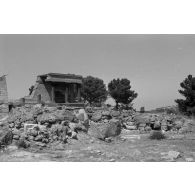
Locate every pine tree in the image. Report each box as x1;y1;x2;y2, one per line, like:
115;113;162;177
108;78;138;109
175;75;195;115
81;76;107;106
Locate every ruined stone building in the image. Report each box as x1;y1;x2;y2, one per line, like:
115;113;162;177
0;75;9;113
24;73;83;106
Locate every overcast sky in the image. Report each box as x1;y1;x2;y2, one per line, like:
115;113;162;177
0;34;195;110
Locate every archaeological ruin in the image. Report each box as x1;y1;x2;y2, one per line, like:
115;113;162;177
23;73;83;106
0;75;9;113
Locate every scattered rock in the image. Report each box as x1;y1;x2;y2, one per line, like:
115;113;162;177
0;129;13;147
105;137;112;142
125;124;137;130
102;110;111;117
174;120;183;130
71;131;78;140
161;151;181;161
69;122;77;131
185;157;194;162
153;121;161;130
12;128;21;136
179;120;195;134
34;134;44;142
126;121;134;126
109;158;116;162
35;142;46;148
29;129;38;137
138;123;146;131
145;126;152;131
13;135;20;140
28;135;34;141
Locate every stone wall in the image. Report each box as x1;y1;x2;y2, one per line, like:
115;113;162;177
0;75;9;113
30;82;52;103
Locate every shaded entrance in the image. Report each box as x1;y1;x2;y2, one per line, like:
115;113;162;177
54;90;65;103
53;83;80;103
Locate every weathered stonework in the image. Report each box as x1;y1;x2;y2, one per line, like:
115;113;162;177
0;75;9;113
24;73;83;106
29;82;52;103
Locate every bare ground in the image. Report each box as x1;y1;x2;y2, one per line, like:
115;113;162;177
1;131;195;162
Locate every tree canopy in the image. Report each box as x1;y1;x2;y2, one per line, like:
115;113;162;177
81;76;107;106
108;78;138;109
175;74;195;115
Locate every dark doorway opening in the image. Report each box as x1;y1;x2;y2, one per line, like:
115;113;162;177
54;90;65;103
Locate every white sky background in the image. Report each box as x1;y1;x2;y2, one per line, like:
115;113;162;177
1;34;195;110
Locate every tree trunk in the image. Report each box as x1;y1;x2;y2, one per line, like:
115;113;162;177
116;102;119;110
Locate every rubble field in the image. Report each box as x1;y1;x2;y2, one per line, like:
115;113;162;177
0;104;195;162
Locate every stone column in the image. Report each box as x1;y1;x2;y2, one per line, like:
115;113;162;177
70;84;74;103
51;86;55;102
77;84;81;102
65;85;69;103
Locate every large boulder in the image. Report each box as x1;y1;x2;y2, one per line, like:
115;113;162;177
111;110;120;117
76;109;88;121
102;110;111;117
89;119;122;140
20;113;34;123
76;109;89;130
37;113;57;124
37;109;75;124
134;115;150;126
161;120;168;131
61;110;75;122
91;111;102;122
12;128;21;136
85;106;94;113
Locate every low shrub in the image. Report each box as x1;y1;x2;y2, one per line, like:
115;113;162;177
17;139;30;148
149;131;166;140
